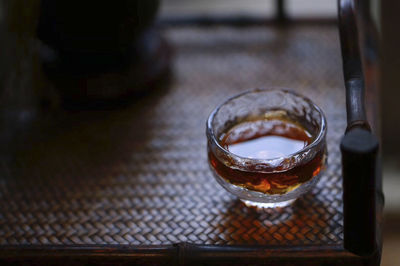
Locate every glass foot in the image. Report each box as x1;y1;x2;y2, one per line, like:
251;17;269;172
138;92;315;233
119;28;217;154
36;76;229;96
241;199;296;208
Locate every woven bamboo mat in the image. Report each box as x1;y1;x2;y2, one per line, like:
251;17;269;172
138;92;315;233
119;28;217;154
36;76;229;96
0;25;345;246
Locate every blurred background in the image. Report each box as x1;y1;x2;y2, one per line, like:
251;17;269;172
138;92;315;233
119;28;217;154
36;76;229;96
0;0;398;265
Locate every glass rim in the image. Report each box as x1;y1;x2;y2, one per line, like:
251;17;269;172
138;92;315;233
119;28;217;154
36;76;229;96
206;88;327;170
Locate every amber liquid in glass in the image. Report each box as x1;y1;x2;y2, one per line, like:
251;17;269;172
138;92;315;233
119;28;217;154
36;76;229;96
209;116;324;195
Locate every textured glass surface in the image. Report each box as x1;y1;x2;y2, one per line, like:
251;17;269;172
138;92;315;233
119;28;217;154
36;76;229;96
207;89;327;207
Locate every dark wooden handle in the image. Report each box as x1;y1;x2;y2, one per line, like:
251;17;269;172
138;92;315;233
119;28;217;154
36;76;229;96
338;0;381;259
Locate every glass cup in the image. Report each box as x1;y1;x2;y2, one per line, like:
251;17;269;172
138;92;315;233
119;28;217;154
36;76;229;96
206;88;327;208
